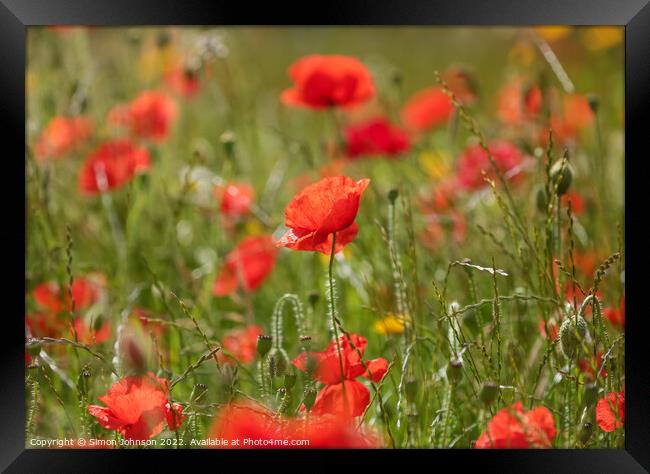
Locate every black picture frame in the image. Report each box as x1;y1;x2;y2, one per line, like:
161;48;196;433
2;0;648;471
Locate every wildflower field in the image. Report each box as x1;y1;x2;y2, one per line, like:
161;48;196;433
25;27;625;449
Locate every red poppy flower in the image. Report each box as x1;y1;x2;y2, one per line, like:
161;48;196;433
218;325;263;364
457;140;525;190
131;307;166;338
344;117;410;159
208;401;379;448
281;55;375;109
215;182;255;218
538;318;560;341
596;391;624;432
547;94;595;143
292;333;388;417
578;352;606;381
419;178;460;215
443;67;478;105
73;317;111;345
561;191;586;215
79;140;151;194
401;87;454;132
276;176;370;255
35;116;92;161
108;91;177;142
603;298;625;327
497;78;542;126
87;372;184;440
475;402;557;448
213;236;278;297
25;312;63;339
33;277;102;313
164;67;200;98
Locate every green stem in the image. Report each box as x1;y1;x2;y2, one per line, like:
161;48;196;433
327;233;348;411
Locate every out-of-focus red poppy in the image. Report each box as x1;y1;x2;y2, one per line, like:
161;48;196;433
281;55;375;109
214;182;255;218
108;91;177;142
457;140;525;190
419;178;460;214
596;391;624;432
33;277;102;314
344;117;410;159
131;307;166;338
276;176;369;255
603;298;625;327
419;212;467;252
497;78;542;126
578;352;606;381
538;318;560;341
401;87;454;132
292;333;388;417
475;402;557;448
443;67;478;105
572;250;600;279
26;312;64;339
73;317;111;345
213;236;278;297
87;372;184;440
79;140;151;194
35;116;92;161
208;401;379;448
547;94;595;143
218;325;263;364
561;191;586;215
164;67;200;98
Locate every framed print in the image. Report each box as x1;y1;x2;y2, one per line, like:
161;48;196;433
2;0;649;471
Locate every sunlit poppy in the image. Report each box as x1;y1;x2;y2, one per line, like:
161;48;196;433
281;55;375;109
457;140;525;190
108;91;177;142
603;298;625;327
401;87;453;132
276;176;369;254
497;78;542;126
596;391;624;432
79;140;150;194
292;333;388;417
213;236;278;296
218;325;264;364
88;372;184;440
215;182;255;218
475;402;557;448
344;117;410;159
35;116;92;161
208;401;379;448
164;67;200;98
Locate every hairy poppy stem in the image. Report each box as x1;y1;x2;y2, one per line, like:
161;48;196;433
327;232;348;410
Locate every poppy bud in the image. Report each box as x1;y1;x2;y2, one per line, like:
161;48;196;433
220;131;236;158
446;358;463;384
388;188;399;204
256;334;272;358
559;315;588;359
479;380;499;406
405;378;418;403
535;185;548;213
549;157;574;196
578;421;593;446
303;387;317;411
267;347;290;377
